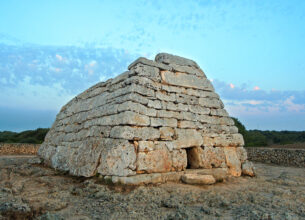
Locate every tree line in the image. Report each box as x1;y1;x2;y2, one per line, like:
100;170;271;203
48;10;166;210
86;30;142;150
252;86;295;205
0;120;304;147
232;118;305;147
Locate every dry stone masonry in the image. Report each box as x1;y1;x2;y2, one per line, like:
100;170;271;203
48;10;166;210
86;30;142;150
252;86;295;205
38;53;255;184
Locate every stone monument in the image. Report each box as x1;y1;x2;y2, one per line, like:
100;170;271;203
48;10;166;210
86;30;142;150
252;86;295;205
38;53;254;184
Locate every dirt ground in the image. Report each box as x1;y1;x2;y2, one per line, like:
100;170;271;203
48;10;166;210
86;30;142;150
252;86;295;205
0;155;304;220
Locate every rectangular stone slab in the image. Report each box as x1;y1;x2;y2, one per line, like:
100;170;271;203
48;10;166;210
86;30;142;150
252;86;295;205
161;71;214;91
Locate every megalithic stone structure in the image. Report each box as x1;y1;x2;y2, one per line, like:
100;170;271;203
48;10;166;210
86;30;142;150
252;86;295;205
38;53;254;183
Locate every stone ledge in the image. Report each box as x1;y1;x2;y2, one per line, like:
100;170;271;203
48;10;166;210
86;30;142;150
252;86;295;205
109;168;229;185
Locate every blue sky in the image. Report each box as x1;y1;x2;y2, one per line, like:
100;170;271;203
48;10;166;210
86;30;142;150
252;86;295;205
0;0;304;131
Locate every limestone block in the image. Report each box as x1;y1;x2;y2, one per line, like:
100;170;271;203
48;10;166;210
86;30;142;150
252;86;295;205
130;63;161;82
97;139;136;176
187;146;226;169
217;117;235;126
68;139;105;177
197;168;229;182
173;129;203;149
189;105;210;115
241;161;255;177
157;110;181;119
124;76;161;91
170;149;187;171
37;143;56;165
108;83;155;100
128;57;172;71
137;148;172;173
166;102;178;111
181;174;216;185
51;145;72;172
178;120;201;129
186;89;219;99
138;141;156;152
236;147;248;163
224;147;242;177
156;90;176;102
151;118;177;127
161;71;214;90
176;94;199;105
169;63;206;77
112;173;163;185
203;134;244;147
118;101;157;117
160;127;175;140
112;93;150;105
198;98;223;108
147;100;162;109
210;109;229;117
180;111;197;121
110;71;130;85
177;103;189;111
110;126;160;140
97;111;150;126
161;84;186;94
155;53;199;69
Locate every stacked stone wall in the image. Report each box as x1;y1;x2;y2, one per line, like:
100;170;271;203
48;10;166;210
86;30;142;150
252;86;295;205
246;147;305;168
0;143;40;155
38;53;254;178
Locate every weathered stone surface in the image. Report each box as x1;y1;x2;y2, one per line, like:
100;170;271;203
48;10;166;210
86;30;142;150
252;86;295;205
97;111;150;126
197;168;229;182
112;173;163;185
110;126;160;140
39;52;251;182
147;100;162;109
138;141;156;152
160;127;175;140
187;146;226;169
174;129;203;149
236;147;248;163
181;174;216;185
118;101;157;117
130;63;161;82
97;139;136;177
169;63;206;77
242;161;255;177
155;53;199;69
128;57;172;71
156;90;176;102
171;149;187;171
161;71;214;91
137;148;172;173
151;118;177;127
203;134;244;147
224;147;242;177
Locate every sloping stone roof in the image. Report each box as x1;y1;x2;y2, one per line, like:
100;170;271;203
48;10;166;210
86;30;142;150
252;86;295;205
38;53;253;179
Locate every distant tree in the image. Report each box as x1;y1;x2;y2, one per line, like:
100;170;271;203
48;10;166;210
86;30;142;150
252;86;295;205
0;128;49;144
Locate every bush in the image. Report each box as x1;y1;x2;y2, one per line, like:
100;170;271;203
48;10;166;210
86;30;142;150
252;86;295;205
0;128;49;144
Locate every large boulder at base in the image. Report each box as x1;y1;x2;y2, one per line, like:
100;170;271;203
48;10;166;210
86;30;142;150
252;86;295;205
38;53;254;179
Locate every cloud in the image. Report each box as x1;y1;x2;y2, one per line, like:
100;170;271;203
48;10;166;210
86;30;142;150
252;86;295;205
55;54;63;61
283;96;305;112
213;79;305;129
253;86;260;91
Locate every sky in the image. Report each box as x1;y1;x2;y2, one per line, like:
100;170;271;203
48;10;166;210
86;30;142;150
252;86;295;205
0;0;304;131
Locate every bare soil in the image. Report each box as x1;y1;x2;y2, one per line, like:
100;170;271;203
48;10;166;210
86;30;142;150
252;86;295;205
0;155;304;220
